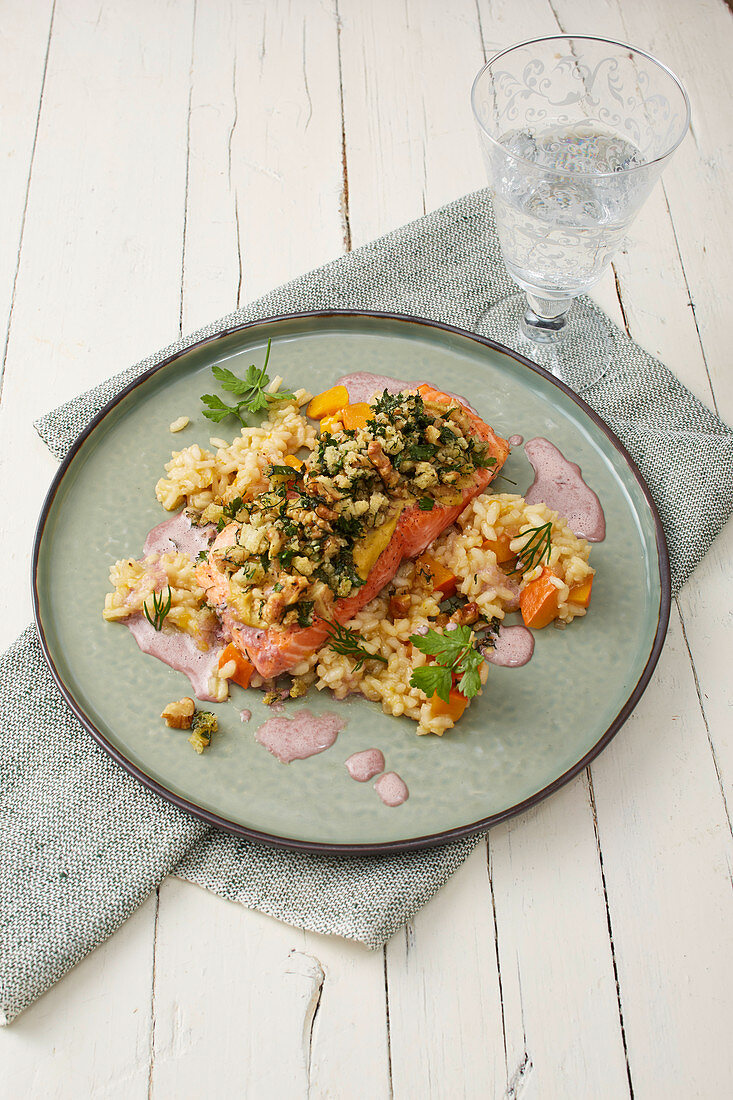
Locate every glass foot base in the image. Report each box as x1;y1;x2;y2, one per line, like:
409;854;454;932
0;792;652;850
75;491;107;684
474;293;614;393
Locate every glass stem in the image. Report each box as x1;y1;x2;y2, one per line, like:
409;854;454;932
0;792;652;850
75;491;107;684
521;292;574;344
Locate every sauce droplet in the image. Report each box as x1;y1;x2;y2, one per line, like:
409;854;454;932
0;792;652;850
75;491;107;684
483;624;534;667
524;438;606;542
345;748;385;782
254;709;346;763
375;772;409;806
508;434;524;447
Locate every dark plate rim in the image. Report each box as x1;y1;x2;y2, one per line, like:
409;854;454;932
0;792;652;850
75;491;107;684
32;309;672;855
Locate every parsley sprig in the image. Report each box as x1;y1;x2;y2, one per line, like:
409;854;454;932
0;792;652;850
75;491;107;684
509;522;552;575
143;586;172;632
322;620;388;671
200;339;296;425
408;625;483;703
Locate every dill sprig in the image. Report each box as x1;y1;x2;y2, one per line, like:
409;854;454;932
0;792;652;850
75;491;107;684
321;619;388;671
143;586;172;632
509;522;553;575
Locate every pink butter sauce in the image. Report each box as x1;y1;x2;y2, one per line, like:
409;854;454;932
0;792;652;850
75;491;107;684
255;710;347;764
333;372;480;416
345;749;385;782
375;772;409;807
508;434;524;447
482;624;534;668
524;438;606;542
126;616;223;702
143;511;216;558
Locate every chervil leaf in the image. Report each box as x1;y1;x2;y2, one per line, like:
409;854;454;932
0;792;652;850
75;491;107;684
410;624;473;661
410;664;452;704
211;365;250;394
457;661;482;699
409;625;483;702
200;394;242;423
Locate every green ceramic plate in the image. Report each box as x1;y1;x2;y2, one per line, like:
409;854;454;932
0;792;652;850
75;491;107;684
33;312;670;852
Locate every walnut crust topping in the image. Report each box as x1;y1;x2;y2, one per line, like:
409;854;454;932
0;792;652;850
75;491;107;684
161;697;196;728
197;389;494;630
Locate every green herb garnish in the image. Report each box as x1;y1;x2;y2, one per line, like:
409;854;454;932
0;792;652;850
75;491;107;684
296;600;314;628
222;496;243;520
509;522;552;575
143;586;172;632
408;625;483;702
322;620;388;671
418;497;435;511
200;340;296;425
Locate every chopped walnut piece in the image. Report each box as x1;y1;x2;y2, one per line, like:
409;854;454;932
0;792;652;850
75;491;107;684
161;697;196;729
367;439;399;488
389;593;411;618
450;602;480;626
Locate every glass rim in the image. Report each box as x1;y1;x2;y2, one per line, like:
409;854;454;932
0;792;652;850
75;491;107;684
470;33;691;181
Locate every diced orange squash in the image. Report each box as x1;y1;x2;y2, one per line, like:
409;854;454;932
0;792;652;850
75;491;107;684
283;454;303;471
416;552;457;597
482;533;516;564
218;643;255;690
341;402;373;431
307;385;349;420
429;688;469;723
520;566;561;629
568;575;593;608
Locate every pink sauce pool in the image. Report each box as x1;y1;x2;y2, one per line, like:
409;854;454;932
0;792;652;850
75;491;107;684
334;371;422;404
143;512;215;558
375;772;409;807
345;749;385;782
333;372;479;416
255;709;346;763
126;616;223;702
524;438;606;542
483;624;534;668
508;434;524;447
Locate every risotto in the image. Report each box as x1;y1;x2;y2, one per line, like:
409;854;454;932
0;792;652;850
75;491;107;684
104;370;596;737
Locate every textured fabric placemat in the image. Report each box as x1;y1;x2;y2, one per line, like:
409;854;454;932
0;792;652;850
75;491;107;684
2;189;732;1024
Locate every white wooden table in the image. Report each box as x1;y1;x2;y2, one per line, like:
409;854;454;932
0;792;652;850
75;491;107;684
2;2;732;1096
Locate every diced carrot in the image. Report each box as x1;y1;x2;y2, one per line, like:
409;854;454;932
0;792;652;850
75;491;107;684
481;533;516;564
568;575;593;608
429;688;469;723
283;454;303;471
218;643;255;690
341;402;373;431
520;566;561;629
307;385;349;420
416;552;457;597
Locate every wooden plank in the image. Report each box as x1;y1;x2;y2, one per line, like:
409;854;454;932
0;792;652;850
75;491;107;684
0;0;54;390
340;1;633;1094
1;896;157;1100
385;844;507;1100
149;879;390;1098
148;5;391;1097
0;0;193;649
0;0;194;1090
589;613;733;1097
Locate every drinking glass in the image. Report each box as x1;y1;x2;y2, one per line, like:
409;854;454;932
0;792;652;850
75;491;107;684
471;36;690;380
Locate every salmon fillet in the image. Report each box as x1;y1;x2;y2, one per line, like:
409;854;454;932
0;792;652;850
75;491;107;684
196;384;509;678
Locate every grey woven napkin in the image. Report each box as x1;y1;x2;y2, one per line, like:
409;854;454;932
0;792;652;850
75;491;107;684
2;189;732;1024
